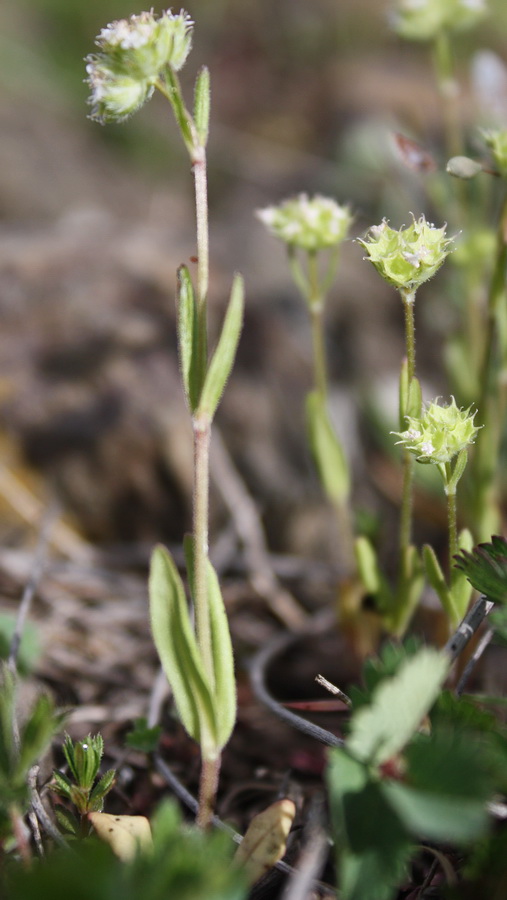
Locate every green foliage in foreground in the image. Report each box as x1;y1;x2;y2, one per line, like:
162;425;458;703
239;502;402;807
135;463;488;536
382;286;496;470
327;644;507;900
2;801;247;900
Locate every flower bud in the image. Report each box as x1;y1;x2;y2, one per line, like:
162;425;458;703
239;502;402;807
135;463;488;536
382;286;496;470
86;9;193;124
359;215;452;293
391;0;487;42
256;194;352;252
393;397;479;464
482;129;507;177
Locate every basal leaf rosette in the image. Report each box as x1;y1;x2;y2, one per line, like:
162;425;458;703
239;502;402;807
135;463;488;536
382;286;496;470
393;397;479;465
86;9;194;123
391;0;488;42
359;216;453;294
257;194;352;252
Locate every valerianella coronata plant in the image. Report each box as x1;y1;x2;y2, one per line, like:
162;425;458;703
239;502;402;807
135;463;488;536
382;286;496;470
358;215;453;294
86;9;193;123
393;397;479;465
391;0;487;41
256;194;352;252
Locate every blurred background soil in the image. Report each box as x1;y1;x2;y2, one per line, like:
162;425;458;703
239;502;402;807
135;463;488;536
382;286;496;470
1;0;507;839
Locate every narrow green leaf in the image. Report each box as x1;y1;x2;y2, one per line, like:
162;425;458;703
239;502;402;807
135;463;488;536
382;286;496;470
354;536;380;595
346;648;449;766
197;274;244;422
50;769;73;800
164;67;195;155
183;537;236;750
149;546;218;756
407;374;422;419
399;361;421;424
207;561;236;749
447;448;468;493
177;265;201;411
193;66;210;147
422;543;458;622
388;545;424;637
89;769;116;811
306;391;350;504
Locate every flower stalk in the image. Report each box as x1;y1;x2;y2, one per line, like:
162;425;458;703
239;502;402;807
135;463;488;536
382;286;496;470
86;9;242;830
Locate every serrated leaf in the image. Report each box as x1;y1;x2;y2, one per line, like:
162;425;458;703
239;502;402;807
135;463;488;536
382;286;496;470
17;694;66;778
183;538;236;750
50;769;73;800
177;265;201;411
197;274;244;422
306;391;350;504
88;812;152;861
149;545;218;758
454;535;507;603
327;749;413;900
54;805;79;836
346;648;449;766
348;638;421;711
382;781;488;843
89;769;116;810
234;799;295;884
125;717;162;753
193;66;210;147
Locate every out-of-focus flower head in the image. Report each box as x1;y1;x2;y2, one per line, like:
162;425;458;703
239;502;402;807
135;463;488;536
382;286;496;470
86;9;193;124
257;194;352;252
391;0;487;42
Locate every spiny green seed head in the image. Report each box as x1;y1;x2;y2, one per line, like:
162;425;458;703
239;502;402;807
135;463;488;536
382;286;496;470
257;194;352;252
482;129;507;177
393;397;480;464
359;215;452;293
391;0;487;41
86;9;193;124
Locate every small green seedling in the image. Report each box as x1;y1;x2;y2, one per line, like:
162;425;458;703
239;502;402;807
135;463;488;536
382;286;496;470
50;733;115;836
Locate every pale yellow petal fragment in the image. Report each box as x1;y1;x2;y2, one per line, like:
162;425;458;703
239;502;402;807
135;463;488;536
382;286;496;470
235;798;296;884
88;812;153;861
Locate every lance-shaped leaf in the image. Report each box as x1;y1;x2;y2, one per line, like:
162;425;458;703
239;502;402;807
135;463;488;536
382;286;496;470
423;543;460;625
193;66;210;147
164;67;195;156
306;391;350;504
149;545;219;758
399;360;421;424
184;537;236;750
346;648;449;766
177;265;201;411
197;274;244;422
